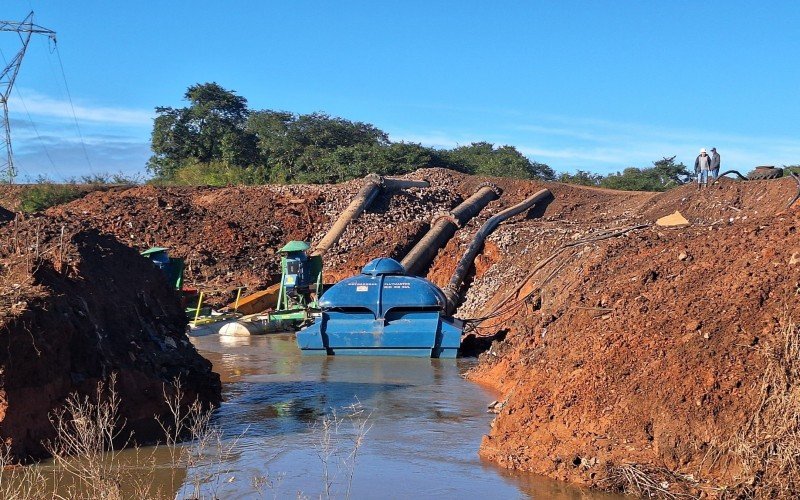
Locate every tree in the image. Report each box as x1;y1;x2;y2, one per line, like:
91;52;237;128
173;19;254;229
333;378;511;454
301;142;438;183
441;142;555;180
246;110;391;183
557;170;603;186
651;156;691;186
598;156;690;192
150;84;557;185
148;83;257;178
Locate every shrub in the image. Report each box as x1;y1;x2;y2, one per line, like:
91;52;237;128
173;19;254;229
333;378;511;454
166;161;269;186
19;183;84;213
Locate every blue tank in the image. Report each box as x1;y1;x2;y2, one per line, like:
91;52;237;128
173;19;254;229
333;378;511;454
296;258;462;358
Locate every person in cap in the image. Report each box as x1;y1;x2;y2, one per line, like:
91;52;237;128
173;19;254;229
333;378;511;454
709;147;721;181
694;148;711;189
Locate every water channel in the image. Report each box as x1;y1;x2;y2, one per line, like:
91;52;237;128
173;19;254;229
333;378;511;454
178;333;619;499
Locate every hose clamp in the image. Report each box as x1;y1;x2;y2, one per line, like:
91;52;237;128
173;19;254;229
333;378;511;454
476;182;503;197
431;211;460;228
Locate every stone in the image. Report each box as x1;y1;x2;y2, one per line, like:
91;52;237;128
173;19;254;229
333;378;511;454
656;211;690;227
678;251;688;261
685;320;701;331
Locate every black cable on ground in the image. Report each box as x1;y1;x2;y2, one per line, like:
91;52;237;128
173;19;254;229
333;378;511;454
461;223;651;335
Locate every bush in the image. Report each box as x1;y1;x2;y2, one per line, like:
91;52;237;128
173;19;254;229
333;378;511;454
19;183;85;213
784;164;800;175
166;161;269;186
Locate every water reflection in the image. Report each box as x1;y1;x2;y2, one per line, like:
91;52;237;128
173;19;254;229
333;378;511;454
185;334;620;499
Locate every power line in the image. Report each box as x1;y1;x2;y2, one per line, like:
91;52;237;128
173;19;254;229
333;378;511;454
53;44;93;174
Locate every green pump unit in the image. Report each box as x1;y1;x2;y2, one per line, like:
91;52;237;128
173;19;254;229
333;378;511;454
270;241;323;322
140;247;184;290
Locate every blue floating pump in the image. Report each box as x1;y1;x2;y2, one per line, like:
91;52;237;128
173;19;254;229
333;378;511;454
296;258;462;358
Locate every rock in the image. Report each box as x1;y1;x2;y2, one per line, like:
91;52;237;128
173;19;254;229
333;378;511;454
656;211;690;227
487;400;506;413
685;320;701;331
790;251;800;265
678;251;688;261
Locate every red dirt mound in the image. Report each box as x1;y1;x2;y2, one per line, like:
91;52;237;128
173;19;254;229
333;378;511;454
640;177;796;224
0;215;221;460
468;206;800;496
49;178;461;296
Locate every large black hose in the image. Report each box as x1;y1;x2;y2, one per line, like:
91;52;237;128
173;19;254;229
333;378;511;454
313;174;429;256
400;183;502;276
443;188;552;315
715;170;748;181
788;172;800;209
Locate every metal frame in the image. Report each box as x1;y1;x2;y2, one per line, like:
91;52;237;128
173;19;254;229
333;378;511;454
0;12;56;182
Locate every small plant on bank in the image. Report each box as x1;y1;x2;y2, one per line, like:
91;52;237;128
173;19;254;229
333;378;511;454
19;182;84;213
0;376;373;499
314;400;373;500
18;172;141;213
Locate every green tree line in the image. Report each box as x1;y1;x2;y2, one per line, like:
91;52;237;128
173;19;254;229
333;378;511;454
148;82;555;185
557;156;691;191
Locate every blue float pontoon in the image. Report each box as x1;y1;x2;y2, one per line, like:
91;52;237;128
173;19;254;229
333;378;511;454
296;258;462;358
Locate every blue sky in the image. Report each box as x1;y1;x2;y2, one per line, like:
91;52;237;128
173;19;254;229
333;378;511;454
3;1;799;181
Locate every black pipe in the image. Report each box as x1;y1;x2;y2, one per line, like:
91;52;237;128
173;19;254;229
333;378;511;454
788;172;800;209
400;183;502;276
313;174;429;256
443;189;552;315
715;170;748;181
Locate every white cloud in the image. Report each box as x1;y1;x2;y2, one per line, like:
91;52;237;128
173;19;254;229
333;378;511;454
390;113;800;174
8;89;153;126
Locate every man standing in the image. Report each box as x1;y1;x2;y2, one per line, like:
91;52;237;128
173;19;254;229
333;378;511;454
694;148;711;189
710;147;721;181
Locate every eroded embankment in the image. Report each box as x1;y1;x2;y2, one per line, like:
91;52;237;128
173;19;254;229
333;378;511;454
42;169;657;293
45;177;462;293
4;170;799;496
0;215;221;460
460;177;800;497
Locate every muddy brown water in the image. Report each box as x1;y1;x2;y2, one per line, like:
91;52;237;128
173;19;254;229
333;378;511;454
172;333;621;499
32;333;620;499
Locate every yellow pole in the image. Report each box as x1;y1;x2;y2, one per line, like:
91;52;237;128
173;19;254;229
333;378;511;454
233;287;243;312
193;291;204;324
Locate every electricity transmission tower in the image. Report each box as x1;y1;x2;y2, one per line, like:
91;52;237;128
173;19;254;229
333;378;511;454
0;12;56;183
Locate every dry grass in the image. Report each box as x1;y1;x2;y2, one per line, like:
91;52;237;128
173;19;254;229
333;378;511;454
722;315;800;498
605;463;698;499
1;375;373;499
0;376;222;499
314;400;372;500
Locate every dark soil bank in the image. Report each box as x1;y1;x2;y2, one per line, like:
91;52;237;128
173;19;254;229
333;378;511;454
0;215;220;459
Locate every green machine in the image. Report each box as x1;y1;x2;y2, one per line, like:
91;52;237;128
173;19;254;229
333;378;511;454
269;241;323;323
140;247;185;290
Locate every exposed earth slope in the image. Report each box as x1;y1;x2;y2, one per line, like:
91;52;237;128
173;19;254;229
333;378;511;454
0;214;221;459
2;169;798;497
